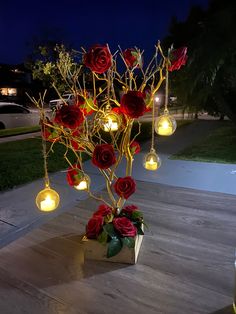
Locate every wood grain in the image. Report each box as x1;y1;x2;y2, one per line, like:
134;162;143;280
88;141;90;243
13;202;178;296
0;181;235;314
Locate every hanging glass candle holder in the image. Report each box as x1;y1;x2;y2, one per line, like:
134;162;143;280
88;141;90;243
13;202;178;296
74;174;91;191
100;108;121;132
36;186;60;212
143;148;161;171
155;109;177;136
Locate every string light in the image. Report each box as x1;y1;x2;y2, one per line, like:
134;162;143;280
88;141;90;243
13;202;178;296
101;107;121;132
143;148;161;171
36;187;60;212
74;174;90;191
155;48;177;136
35;102;60;212
143;94;161;171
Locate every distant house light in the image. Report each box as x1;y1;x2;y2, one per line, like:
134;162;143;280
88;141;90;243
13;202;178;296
11;68;23;73
0;87;17;96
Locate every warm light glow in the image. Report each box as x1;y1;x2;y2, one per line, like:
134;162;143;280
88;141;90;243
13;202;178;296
145;157;158;171
40;195;56;211
143;150;161;171
74;174;90;191
36;187;60;212
155;113;177;136
101;111;121;132
155;96;160;103
104;118;118;132
162;120;170;129
74;180;88;190
0;87;17;96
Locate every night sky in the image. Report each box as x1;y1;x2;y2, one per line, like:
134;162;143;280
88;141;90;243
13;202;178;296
0;0;209;65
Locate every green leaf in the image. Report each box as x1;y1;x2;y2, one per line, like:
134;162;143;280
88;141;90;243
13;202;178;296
137;225;144;235
103;223;117;238
131;211;143;220
104;213;114;224
75;169;84;180
97;230;108;244
107;237;122;258
81;98;94;114
122;237;135;248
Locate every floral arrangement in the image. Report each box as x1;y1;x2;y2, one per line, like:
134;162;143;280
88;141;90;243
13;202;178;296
32;42;187;258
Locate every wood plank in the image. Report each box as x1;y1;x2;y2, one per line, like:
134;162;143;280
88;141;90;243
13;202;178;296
0;266;77;314
0;181;235;314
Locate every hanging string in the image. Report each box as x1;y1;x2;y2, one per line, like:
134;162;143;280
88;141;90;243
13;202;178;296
164;48;170;112
151;94;155;150
40;107;50;188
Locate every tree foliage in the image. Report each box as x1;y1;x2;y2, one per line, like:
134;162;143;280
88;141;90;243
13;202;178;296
163;0;236;122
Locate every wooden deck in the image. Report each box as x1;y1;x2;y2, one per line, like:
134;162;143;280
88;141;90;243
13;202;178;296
0;181;235;314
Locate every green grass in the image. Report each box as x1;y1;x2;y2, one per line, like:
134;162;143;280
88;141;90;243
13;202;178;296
0;123;151;192
172;121;236;163
0;138;89;191
0;119;193;191
176;119;193;128
0;125;40;137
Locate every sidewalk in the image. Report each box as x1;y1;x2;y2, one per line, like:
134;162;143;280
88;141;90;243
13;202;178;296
0;131;41;143
0;120;235;248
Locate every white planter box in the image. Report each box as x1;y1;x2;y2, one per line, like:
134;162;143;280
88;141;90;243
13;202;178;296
82;233;143;264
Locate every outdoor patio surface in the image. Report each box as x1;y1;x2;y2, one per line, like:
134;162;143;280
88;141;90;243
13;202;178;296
0;181;235;314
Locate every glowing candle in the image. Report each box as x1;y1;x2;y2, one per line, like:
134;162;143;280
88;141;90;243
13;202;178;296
104;118;118;132
40;195;56;211
158;120;172;136
74;180;88;191
145;157;158;171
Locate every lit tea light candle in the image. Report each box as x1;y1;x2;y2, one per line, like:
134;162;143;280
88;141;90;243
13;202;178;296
74;180;88;191
145;157;158;171
104;118;118;132
40;195;56;211
158;120;172;136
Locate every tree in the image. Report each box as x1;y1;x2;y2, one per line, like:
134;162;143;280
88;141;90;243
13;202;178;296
164;0;236;123
25;27;75;102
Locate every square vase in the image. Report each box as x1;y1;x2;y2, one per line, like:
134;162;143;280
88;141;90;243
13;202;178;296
82;233;143;264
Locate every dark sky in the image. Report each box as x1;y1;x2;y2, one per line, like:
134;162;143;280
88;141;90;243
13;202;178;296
0;0;209;64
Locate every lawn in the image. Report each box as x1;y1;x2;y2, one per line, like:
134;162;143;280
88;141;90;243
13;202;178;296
0;125;40;137
0;120;192;191
171;121;236;163
0;121;152;191
0;138;90;191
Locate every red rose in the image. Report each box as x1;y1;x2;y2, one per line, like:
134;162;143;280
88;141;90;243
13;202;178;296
169;47;188;72
123;48;142;68
144;107;152;113
84;44;112;74
130;141;141;154
93;204;113;217
113;217;137;237
75;95;85;107
120;91;146;118
114;176;136;199
70;130;84;151
122;204;138;216
112;107;126;126
54;105;84;129
66;164;82;186
86;216;104;239
92;144;116;169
